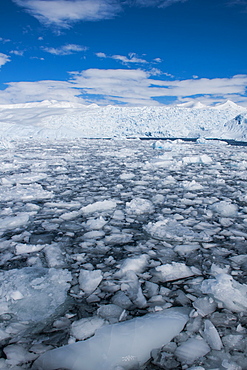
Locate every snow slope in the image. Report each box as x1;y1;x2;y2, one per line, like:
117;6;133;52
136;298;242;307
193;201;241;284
0;100;246;140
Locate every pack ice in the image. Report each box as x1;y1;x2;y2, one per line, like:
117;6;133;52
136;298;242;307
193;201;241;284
0;127;247;369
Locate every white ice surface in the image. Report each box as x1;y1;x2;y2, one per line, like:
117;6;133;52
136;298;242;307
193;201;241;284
0;267;72;322
0;99;246;140
33;307;189;370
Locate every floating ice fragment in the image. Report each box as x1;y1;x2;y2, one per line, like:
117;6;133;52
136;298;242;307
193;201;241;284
174;243;200;256
192;297;217;317
0;267;71;323
0;213;30;234
60;210;82;221
81;200;117;214
119;172;135;180
175;336;210;364
44;244;65;268
33;307;189;370
97;304;124;323
0;184;54;202
182;180;203;191
121;271;147;308
104;233;132;245
79;269;103;295
82;230;105;240
84;216;107;230
70;317;105;340
4;344;37;366
15;243;45;255
144;218;196;241
154;262;196;282
210;201;238;217
203;319;222;350
201;273;247;312
117;254;149;277
126;197;154;215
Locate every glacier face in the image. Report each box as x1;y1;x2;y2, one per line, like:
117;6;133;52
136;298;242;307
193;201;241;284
0;100;246;140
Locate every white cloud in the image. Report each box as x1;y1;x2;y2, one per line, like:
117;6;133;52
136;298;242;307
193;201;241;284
0;53;11;67
0;80;83;104
12;0;188;28
43;44;87;55
95;52;107;58
126;0;188;8
0;69;247;107
10;50;24;56
96;52;149;64
13;0;122;28
69;69;247;105
112;53;148;64
0;37;11;43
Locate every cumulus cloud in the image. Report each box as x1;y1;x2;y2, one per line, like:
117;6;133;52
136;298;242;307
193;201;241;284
12;0;122;27
43;44;87;55
0;53;11;67
0;69;247;106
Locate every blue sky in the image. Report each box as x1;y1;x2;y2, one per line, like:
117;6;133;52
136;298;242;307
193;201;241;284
0;0;247;106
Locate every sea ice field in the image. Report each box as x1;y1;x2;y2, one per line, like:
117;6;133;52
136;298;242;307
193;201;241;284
0;137;247;369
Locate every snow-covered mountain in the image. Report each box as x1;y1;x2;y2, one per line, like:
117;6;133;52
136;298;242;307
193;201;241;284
0;100;246;140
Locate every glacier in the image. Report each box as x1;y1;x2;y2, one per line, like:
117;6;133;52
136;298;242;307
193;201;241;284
0;99;246;140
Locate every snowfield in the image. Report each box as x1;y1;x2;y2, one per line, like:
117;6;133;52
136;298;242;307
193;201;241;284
0;101;247;369
0;99;246;141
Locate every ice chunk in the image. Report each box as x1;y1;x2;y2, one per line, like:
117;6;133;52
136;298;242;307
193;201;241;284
200;154;213;164
119;172;135;180
15;243;45;255
175;336;210;364
83;230;105;239
0;267;71;323
182;180;203;191
0;213;30;234
174;243;200;256
121;271;147;308
84;216;107;230
203;319;222;350
104;233;132;245
111;291;133;309
79;269;103;295
192;297;217;317
154;262;196;282
210;201;238;217
33;307;189;370
0;183;54;202
145;218;196;241
126;197;154;215
97;304;124;323
71;317;105;340
201;273;247;312
4;344;37;366
117;254;149;277
81;200;117;214
44;244;65;268
60;210;82;221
